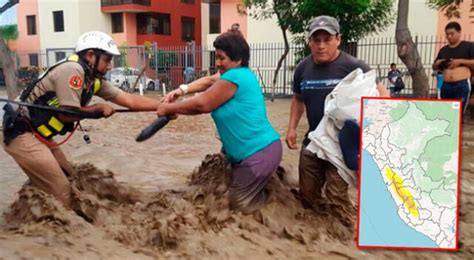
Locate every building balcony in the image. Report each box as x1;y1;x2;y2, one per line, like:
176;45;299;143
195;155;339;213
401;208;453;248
101;0;151;13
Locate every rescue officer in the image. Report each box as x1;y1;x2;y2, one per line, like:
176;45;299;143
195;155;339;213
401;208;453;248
2;31;161;208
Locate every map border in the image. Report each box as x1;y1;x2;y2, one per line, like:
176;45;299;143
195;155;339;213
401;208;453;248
356;97;462;251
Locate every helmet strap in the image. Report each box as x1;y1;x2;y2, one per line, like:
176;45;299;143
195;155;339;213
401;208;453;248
93;49;106;78
78;55;94;84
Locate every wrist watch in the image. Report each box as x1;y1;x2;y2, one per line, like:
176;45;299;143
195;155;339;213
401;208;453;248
179;84;189;94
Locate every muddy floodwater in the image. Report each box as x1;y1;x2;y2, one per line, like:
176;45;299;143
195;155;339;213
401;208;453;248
0;92;473;259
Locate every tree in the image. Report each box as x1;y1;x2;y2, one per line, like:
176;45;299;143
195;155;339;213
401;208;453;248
0;0;20;100
427;0;474;18
243;0;296;100
395;0;430;98
291;0;395;43
244;1;394;98
0;24;18;41
289;0;395;61
117;42;130;68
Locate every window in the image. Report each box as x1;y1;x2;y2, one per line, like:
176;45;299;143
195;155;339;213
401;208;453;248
26;15;36;35
112;13;124;33
209;0;220;34
29;53;39;66
55;51;66;62
53;11;64;32
181;0;194;3
0;68;5;86
181;16;195;41
137;13;171;35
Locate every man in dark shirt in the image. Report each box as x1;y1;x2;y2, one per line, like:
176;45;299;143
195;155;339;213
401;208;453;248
387;63;405;95
286;15;388;217
433;22;474;112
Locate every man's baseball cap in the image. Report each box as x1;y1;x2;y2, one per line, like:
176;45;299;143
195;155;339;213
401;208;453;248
308;15;340;37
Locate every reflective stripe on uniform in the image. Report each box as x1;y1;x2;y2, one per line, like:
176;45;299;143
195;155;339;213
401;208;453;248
47;97;60;107
37;125;53;137
48;117;64;132
94;78;101;94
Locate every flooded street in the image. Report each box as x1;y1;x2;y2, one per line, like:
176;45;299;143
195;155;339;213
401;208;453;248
0;92;473;259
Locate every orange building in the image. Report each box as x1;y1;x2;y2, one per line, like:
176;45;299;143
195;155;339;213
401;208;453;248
12;0;202;68
12;0;40;67
102;0;202;47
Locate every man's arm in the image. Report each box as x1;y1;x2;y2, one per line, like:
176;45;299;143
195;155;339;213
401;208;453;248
186;73;220;93
286;94;305;149
432;49;445;70
57;103;115;123
111;92;161;111
162;73;220;103
157;80;236;115
447;59;474;70
377;83;390;97
433;59;445;70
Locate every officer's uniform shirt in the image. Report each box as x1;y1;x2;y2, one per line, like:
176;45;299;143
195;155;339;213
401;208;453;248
25;62;122;110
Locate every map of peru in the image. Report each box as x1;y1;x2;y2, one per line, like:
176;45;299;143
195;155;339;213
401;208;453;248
385;167;419;218
358;99;460;249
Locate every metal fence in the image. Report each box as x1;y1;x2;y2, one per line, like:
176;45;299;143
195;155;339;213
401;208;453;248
357;35;473;97
3;34;473;97
155;35;473;97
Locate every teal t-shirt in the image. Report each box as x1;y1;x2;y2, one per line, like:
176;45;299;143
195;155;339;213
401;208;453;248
211;67;280;163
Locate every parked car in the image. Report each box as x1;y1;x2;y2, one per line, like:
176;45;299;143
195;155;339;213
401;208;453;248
106;67;156;92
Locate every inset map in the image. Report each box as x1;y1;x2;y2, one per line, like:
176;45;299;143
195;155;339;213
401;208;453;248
357;98;461;250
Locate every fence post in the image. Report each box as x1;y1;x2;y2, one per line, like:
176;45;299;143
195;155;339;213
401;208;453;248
153;42;158;91
271;67;275;102
162;82;166;96
185;44;188;69
283;53;287;95
138;46;144;96
191;40;196;69
377;64;381;81
46;49;50;68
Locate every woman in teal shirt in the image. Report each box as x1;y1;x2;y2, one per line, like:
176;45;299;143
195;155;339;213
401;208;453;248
158;30;282;214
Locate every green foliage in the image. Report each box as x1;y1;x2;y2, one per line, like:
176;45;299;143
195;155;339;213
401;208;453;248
117;42;129;69
291;0;395;42
427;0;473;18
143;41;154;61
245;0;395;64
149;50;179;71
246;0;395;42
0;24;18;41
244;0;296;30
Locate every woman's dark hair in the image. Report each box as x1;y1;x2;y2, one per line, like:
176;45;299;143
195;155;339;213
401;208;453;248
445;21;461;32
213;30;250;67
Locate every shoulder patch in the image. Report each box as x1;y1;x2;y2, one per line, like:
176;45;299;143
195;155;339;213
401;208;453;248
69;75;83;90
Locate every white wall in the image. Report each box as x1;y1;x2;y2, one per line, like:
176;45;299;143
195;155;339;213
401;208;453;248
38;0;112;66
38;0;81;50
370;0;438;38
201;2;294;45
78;0;112;35
247;14;294;44
201;2;210;46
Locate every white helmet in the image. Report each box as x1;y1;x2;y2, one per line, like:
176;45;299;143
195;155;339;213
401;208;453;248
75;31;120;56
